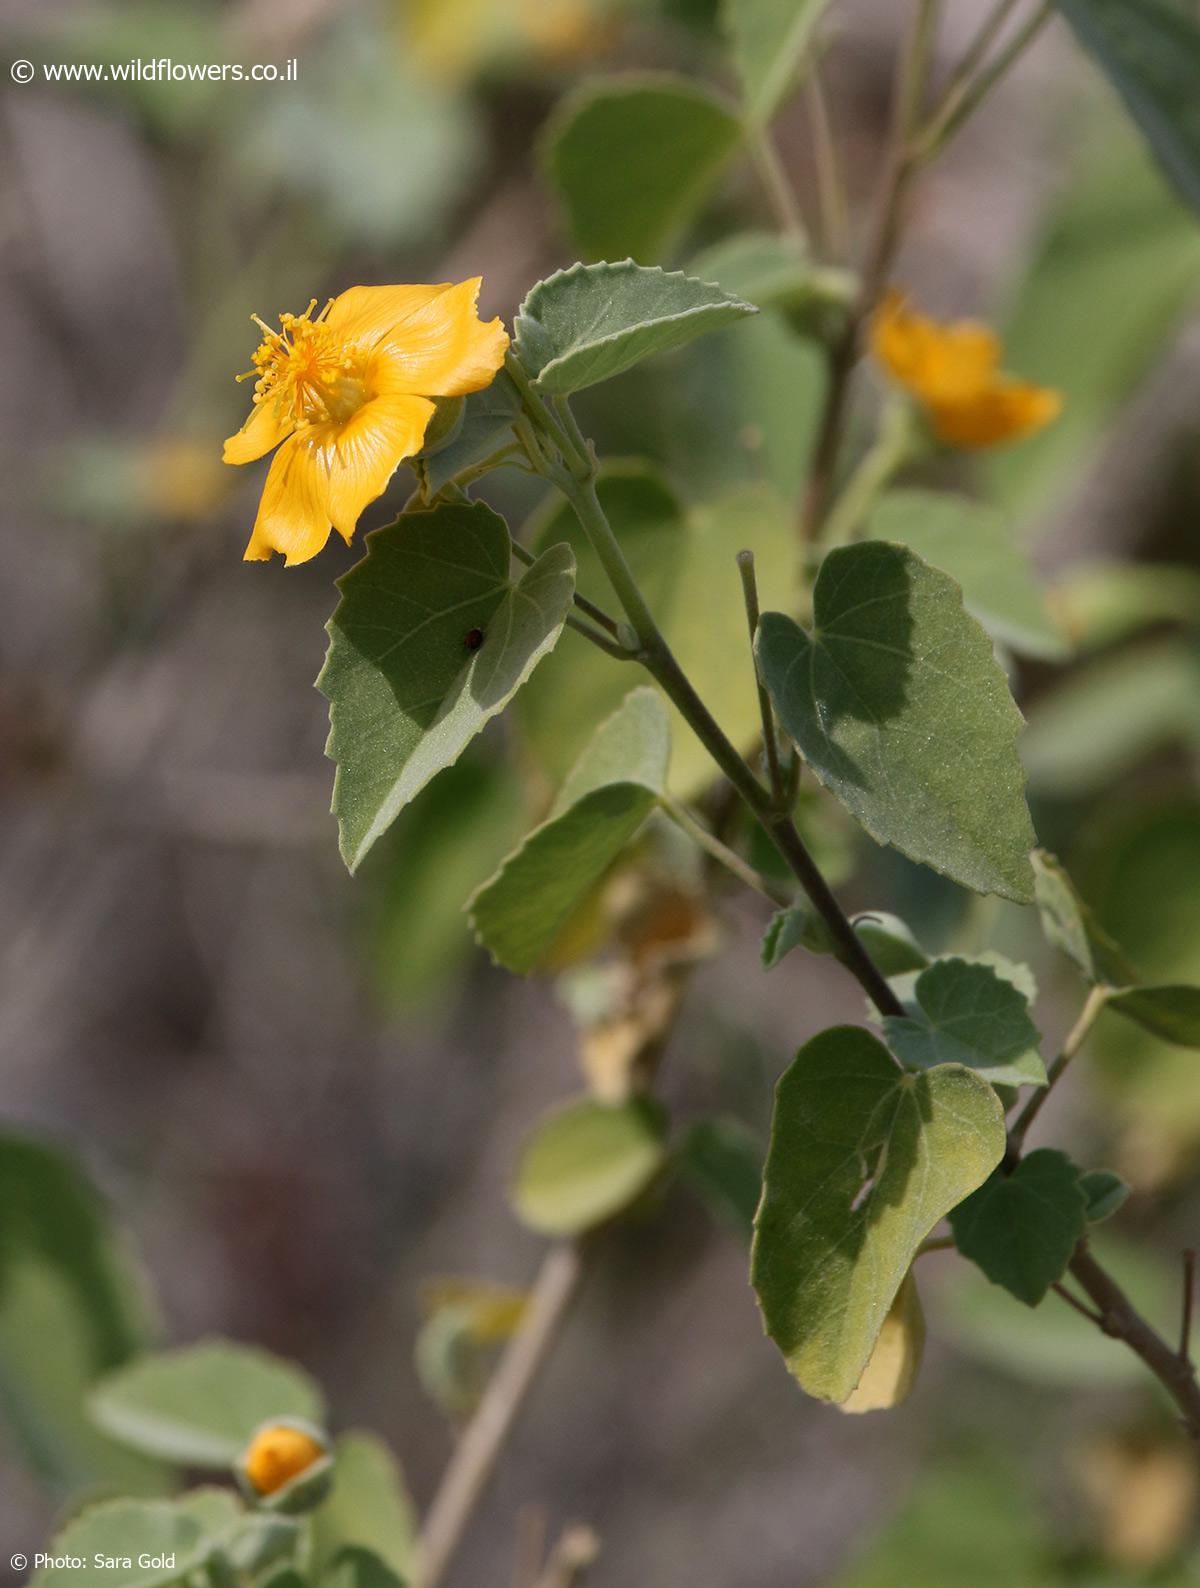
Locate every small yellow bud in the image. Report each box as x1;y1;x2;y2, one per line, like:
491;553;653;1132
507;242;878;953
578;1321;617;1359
242;1424;326;1496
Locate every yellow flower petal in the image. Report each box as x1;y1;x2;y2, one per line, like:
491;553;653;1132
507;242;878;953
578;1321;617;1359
242;1425;326;1496
223;392;297;465
323;394;436;542
371;277;510;398
243;433;334;566
929;380;1062;449
323;283;453;347
873;287;1062;451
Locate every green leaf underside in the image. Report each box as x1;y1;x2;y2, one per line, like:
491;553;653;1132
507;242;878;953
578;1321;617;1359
756;543;1037;902
419;371;522;495
1054;0;1200;215
518;467;795;797
724;0;830;124
542;75;743;263
1106;983;1200;1047
949;1149;1087;1306
752;1026;1005;1402
884;958;1047;1088
689;232;811;310
469;689;669;974
864;491;1066;660
512;1098;669;1236
513;262;757;395
32;1492;242;1588
319;502;575;872
851;914;928;976
679;1119;764;1235
1078;1168;1131;1224
311;1433;417;1583
761;903;826;968
89;1341;323;1466
1031;849;1139;985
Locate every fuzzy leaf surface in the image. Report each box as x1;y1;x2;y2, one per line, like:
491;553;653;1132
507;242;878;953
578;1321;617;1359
752;1026;1005;1402
756;542;1037;901
320;502;574;871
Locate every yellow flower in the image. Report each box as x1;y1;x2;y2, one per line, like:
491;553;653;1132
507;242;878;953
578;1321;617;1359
242;1424;326;1496
224;280;509;565
871;290;1061;449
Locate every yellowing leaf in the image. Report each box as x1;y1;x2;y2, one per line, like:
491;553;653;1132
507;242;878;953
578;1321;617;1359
838;1271;925;1415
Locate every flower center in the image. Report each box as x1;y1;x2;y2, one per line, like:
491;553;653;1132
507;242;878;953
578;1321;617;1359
239;299;369;429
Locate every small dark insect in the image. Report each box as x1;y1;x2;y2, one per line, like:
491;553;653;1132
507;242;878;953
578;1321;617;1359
464;627;486;651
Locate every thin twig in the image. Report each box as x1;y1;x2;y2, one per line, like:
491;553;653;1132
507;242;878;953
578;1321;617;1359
914;2;1053;159
800;0;939;544
736;550;787;807
750;130;808;242
939;0;1027;104
1181;1250;1197;1363
661;795;791;907
511;539;625;640
1006;984;1108;1161
531;1526;601;1588
1067;1242;1200;1443
419;1245;587;1588
805;71;851;260
1051;1281;1104;1327
564;613;637;660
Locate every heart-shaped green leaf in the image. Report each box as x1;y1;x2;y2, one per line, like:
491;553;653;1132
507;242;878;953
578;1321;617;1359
512;1097;669;1236
752;1026;1005;1402
949;1149;1088;1306
470;688;669;974
319;502;574;872
542;75;742;263
89;1341;324;1467
865;490;1066;660
755;542;1037;902
884;957;1047;1088
513;262;756;395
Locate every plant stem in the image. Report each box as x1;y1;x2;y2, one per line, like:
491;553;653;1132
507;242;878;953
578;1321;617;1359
1006;984;1108;1161
1182;1250;1197;1363
1066;1243;1200;1443
542;457;904;1020
800;0;938;543
661;795;790;907
736;550;787;806
750;130;808;243
418;1244;587;1588
819;397;917;548
914;2;1053;160
805;71;851;261
564;613;636;660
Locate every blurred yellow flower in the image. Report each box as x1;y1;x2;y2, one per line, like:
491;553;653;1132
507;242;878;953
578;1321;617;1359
225;280;508;566
242;1424;325;1496
871;290;1061;449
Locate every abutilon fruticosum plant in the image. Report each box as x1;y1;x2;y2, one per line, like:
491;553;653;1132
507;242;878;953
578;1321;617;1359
31;2;1200;1586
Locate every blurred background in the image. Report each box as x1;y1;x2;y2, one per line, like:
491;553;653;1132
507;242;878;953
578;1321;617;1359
3;0;1200;1583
